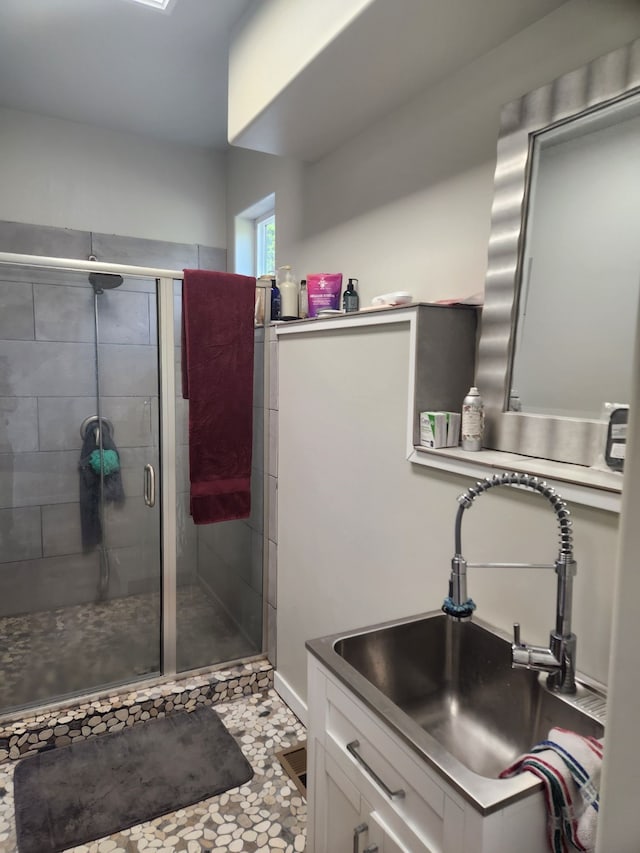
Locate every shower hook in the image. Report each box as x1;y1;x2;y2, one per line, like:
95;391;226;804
80;415;114;445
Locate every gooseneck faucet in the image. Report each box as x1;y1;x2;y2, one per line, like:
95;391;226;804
442;472;577;694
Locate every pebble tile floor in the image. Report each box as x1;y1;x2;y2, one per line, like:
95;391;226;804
0;585;260;712
0;689;307;853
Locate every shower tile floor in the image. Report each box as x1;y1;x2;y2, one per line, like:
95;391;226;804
0;584;260;713
0;688;307;853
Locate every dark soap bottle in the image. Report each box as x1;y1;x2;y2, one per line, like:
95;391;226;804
270;277;281;321
343;278;360;313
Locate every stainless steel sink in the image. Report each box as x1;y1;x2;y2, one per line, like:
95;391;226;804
307;610;606;813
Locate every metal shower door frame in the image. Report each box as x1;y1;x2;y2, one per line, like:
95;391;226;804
157;276;177;675
0;252;181;680
0;252;269;685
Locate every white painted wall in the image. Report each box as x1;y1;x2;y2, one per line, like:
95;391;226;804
229;0;640;307
276;325;619;705
0;107;226;245
228;0;374;143
224;0;640;707
226;146;304;272
597;300;640;852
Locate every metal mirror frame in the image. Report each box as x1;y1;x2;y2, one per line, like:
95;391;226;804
476;37;640;467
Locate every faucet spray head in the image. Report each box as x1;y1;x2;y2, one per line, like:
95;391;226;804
442;556;476;618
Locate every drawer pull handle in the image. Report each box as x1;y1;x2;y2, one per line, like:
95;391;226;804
364;847;379;853
353;823;367;853
346;740;406;799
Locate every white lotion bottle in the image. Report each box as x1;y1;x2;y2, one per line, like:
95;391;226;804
278;265;299;320
461;386;484;451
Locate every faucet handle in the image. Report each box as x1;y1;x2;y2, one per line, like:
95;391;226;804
513;622;522;647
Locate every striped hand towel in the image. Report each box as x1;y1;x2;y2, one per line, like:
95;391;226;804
500;727;603;853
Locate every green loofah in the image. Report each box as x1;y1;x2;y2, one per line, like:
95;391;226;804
89;448;120;476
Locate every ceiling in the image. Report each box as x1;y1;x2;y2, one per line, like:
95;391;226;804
0;0;572;157
0;0;255;150
230;0;569;161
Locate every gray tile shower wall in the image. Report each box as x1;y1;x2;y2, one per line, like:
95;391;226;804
0;553;102;616
0;281;35;339
0;221;229;622
0;506;42;563
266;326;279;666
0;221;91;260
197;245;227;271
0;277;159;609
0;340;97;397
194;326;266;656
91;232;199;270
34;283;152;344
0;398;39;453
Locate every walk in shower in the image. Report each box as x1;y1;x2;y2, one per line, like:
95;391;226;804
0;253;266;716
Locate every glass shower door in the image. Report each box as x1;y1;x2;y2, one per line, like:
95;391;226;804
173;279;264;672
0;264;162;714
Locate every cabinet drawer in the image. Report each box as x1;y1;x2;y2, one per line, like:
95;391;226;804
325;677;447;851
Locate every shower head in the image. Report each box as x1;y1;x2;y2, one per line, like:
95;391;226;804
88;272;124;294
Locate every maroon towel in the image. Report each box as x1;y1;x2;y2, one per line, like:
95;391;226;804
182;270;256;524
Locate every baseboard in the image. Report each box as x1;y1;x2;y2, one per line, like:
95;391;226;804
274;671;308;727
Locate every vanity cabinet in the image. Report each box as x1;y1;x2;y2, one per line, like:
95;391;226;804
316;744;423;852
306;653;549;853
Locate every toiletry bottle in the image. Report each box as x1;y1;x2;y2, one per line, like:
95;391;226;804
255;274;272;326
343;278;360;313
508;388;522;412
270;278;281;321
278;265;299;320
461;386;484;451
298;279;308;319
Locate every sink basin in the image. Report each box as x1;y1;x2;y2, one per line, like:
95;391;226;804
307;610;606;813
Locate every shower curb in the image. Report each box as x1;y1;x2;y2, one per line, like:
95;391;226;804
0;659;273;764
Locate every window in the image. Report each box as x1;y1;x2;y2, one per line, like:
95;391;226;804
234;193;276;278
255;213;275;277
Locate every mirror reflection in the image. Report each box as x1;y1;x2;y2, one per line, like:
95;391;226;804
510;92;640;420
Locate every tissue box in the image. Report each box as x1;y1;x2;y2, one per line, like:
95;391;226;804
420;411;460;448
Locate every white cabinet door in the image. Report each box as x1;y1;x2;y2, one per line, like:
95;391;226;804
367;809;436;853
314;742;374;853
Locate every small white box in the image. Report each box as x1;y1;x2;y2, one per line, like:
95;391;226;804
419;411;461;448
419;412;448;448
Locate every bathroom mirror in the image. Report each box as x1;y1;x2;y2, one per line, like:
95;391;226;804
476;37;640;467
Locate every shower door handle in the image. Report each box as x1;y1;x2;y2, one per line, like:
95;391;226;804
144;464;156;507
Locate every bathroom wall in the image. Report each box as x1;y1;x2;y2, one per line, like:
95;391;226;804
0;257;162;613
0;107;223;599
0;222;229;615
276;324;619;709
0;103;271;667
228;0;640;307
228;0;374;146
224;0;640;710
0;107;226;247
191;325;266;655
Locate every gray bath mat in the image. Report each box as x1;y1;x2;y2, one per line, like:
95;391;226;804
13;705;253;853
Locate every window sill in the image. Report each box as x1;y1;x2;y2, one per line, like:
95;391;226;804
409;444;622;513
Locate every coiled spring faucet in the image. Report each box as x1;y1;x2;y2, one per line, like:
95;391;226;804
442;472;577;694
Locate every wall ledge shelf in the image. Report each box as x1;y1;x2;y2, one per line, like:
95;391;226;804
273;303;427;336
410;444;622;513
274;303;622;513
